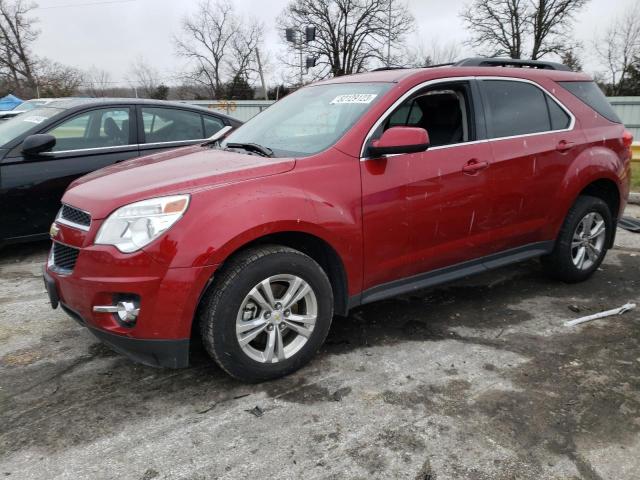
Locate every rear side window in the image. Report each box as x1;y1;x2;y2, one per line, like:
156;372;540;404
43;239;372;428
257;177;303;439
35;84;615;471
482;80;570;138
142;107;205;143
558;81;621;123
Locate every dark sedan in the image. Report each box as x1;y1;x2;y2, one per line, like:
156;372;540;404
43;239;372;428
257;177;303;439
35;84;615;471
0;98;241;245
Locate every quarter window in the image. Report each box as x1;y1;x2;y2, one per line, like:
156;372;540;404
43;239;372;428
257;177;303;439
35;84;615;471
142;108;207;143
203;115;225;137
546;95;571;130
47;108;130;151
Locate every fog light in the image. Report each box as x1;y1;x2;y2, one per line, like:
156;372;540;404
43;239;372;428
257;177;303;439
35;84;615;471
94;301;140;324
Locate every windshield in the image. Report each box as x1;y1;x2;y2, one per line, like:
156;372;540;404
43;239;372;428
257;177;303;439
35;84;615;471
19;100;49;111
0;107;64;147
222;82;391;157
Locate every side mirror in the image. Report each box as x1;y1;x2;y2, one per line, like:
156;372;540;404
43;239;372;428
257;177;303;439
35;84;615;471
367;127;430;158
22;134;56;156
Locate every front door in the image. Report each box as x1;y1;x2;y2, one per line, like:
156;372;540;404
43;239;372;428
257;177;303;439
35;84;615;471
0;107;138;240
360;80;494;292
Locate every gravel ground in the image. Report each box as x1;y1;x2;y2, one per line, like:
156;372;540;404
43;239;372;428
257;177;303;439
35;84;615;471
1;205;639;480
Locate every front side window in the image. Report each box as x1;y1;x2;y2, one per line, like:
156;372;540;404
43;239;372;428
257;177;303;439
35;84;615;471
381;85;472;147
222;82;392;157
47;108;130;152
142;108;205;143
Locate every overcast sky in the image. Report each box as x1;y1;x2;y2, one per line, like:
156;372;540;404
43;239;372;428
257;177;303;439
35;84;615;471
32;0;634;88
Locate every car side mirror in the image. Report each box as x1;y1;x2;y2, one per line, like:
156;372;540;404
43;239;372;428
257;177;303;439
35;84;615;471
22;134;56;156
367;127;430;158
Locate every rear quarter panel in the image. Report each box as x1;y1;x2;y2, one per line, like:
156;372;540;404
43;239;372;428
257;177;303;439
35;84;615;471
540;79;629;239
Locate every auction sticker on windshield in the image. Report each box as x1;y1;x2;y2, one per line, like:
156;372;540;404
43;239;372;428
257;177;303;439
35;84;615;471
23;116;48;124
330;94;377;104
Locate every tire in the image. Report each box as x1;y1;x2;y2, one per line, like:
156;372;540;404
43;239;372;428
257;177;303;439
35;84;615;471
199;245;334;382
542;195;613;283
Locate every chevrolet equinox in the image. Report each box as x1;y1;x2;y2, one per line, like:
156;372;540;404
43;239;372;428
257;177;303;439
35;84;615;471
44;58;633;382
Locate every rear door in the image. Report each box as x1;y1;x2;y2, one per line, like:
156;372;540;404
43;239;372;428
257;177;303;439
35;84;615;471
137;106;227;156
0;106;138;239
478;78;581;253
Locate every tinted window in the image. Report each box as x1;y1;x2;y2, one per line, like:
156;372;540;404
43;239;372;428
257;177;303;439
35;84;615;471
47;108;130;151
546;95;571;130
142;108;205;143
203;115;224;137
483;80;550;138
559;81;621;123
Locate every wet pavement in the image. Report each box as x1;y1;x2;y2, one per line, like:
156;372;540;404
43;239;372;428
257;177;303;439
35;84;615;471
1;206;639;479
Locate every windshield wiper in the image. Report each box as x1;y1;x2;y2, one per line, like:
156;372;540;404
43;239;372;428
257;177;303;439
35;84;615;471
225;142;274;157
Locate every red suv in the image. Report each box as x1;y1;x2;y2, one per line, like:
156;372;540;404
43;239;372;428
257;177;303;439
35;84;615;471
44;58;632;382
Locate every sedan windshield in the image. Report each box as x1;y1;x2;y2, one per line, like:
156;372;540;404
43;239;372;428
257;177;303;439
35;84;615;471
0;107;64;147
222;82;391;157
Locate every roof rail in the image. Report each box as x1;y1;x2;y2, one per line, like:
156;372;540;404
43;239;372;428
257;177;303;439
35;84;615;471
370;62;455;72
454;57;571;72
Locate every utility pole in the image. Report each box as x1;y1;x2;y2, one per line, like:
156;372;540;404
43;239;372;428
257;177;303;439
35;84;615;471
255;48;268;100
386;1;392;67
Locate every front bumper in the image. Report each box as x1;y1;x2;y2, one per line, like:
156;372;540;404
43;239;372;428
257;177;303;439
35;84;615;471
57;297;190;368
44;239;217;369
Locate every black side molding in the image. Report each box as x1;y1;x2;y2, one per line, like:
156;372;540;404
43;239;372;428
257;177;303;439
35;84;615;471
350;241;555;308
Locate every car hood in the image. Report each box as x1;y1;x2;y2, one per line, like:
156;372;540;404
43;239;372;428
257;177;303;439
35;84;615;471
63;145;296;219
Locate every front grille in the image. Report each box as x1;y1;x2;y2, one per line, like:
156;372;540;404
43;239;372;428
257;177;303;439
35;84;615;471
60;204;91;228
52;242;80;272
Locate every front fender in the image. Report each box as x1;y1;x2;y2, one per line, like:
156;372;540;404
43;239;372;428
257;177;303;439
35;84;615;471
141;172;363;292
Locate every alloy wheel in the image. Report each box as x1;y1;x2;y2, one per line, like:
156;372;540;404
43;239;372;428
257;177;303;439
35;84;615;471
571;211;606;270
235;274;318;363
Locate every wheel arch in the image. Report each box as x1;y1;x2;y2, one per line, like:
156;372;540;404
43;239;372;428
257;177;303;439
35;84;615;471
194;229;351;334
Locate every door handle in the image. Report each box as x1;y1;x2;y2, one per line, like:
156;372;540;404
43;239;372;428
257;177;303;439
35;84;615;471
556;140;576;152
462;159;489;175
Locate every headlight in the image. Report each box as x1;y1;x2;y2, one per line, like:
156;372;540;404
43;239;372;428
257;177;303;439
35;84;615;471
95;195;190;253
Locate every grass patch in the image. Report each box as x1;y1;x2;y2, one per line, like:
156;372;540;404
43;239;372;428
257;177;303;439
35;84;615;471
632;162;640;192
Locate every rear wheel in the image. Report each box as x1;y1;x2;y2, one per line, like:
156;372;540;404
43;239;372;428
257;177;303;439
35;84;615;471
542;195;613;283
199;245;333;382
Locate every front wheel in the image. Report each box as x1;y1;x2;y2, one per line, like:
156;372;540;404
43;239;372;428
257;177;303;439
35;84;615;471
542;195;613;283
199;245;334;382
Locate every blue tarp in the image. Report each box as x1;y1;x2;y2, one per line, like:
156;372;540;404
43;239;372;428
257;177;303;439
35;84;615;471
0;94;23;111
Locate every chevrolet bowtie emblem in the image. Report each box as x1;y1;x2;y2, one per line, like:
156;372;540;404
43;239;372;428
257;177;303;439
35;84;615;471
49;223;60;238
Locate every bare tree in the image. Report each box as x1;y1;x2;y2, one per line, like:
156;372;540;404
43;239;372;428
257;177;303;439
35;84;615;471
461;0;588;60
594;7;640;95
175;0;238;98
0;0;38;96
37;60;83;97
128;57;159;98
85;67;112;97
278;0;415;80
405;37;461;67
227;18;265;88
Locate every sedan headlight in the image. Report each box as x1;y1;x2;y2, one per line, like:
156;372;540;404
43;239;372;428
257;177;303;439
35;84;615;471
95;195;190;253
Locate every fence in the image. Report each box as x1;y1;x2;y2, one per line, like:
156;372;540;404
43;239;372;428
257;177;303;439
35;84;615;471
181;100;275;123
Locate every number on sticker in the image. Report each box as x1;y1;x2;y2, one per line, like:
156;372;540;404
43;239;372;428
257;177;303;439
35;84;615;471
330;94;377;105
